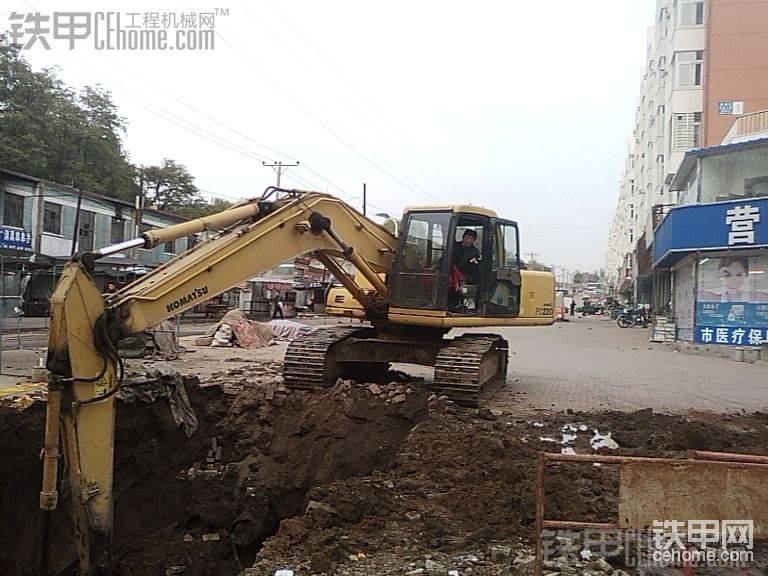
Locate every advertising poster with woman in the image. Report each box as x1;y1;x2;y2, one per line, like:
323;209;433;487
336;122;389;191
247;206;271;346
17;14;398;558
695;255;768;344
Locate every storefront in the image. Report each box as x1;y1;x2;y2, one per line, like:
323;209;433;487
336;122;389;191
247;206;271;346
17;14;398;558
0;225;35;317
653;196;768;345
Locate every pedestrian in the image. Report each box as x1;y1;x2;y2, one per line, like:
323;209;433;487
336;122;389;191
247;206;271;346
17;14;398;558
569;300;576;317
272;293;285;319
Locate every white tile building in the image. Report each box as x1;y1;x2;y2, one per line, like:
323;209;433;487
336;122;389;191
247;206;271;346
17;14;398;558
606;0;707;297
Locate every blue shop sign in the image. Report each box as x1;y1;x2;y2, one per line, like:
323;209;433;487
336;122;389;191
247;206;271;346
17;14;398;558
0;226;32;251
693;251;768;345
653;197;768;268
695;326;768;346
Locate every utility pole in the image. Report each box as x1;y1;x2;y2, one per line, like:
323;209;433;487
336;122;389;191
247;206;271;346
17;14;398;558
132;178;145;261
362;183;367;216
70;189;83;256
263;160;300;188
526;251;538;263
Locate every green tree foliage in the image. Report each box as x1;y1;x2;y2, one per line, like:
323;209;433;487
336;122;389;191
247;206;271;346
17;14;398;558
136;160;234;217
0;41;135;197
177;196;234;219
0;39;227;218
136;159;203;212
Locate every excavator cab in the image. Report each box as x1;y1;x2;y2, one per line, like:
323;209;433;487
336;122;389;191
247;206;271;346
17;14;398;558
389;206;522;317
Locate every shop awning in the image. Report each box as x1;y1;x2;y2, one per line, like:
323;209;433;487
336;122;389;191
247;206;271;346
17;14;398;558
653;196;768;268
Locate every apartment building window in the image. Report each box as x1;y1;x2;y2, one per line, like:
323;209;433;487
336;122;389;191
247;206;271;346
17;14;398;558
187;234;198;250
679;0;705;26
630;204;635;219
43;202;62;234
673;112;702;149
656;154;665;184
164;239;176;254
3;193;24;228
78;210;96;252
629;229;634;243
676;51;703;87
110;218;125;244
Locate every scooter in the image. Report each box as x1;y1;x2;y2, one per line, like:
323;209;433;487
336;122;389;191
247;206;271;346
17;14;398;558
616;308;650;328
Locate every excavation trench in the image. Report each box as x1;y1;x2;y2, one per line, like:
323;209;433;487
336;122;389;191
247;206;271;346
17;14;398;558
4;373;768;575
0;378;429;576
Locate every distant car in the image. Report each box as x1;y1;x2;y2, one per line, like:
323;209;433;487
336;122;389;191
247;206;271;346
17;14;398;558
577;303;603;315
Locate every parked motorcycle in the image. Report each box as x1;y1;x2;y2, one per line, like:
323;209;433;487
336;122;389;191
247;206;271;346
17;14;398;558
616;308;650;329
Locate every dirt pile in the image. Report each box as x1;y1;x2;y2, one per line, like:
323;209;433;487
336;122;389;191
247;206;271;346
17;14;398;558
2;363;768;576
0;371;429;576
251;408;768;575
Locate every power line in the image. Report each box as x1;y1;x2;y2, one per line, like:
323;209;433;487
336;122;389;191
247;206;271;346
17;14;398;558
260;1;472;203
1;7;368;209
210;24;444;206
243;3;458;204
1;5;401;216
263;160;300;188
4;38;362;206
80;48;298;164
12;48;397;216
84;50;371;207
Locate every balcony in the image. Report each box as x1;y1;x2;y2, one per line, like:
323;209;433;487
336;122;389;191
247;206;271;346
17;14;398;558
722;110;768;144
652;204;674;230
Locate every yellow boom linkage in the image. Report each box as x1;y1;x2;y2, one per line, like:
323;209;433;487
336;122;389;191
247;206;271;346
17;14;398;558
40;187;555;574
41;189;396;573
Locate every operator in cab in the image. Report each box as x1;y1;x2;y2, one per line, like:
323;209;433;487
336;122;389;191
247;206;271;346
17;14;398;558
449;229;481;310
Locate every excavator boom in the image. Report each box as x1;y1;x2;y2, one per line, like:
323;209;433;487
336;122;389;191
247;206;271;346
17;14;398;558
40;187;554;574
42;189;396;574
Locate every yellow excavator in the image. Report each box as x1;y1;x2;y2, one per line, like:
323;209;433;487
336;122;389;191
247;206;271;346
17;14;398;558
40;187;555;574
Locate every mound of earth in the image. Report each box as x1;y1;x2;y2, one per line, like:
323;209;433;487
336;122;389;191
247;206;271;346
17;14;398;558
1;364;767;576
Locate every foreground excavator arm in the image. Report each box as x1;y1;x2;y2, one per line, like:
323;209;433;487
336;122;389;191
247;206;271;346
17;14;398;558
41;189;396;574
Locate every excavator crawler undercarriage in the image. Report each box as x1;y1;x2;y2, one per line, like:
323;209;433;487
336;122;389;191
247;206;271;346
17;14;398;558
284;326;509;406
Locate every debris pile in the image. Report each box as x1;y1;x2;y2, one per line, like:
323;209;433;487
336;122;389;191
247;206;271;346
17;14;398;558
0;381;47;410
203;359;287;401
119;362;199;436
198;309;313;349
2;369;768;575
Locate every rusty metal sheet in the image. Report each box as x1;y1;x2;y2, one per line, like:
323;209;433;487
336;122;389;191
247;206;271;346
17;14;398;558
618;460;768;538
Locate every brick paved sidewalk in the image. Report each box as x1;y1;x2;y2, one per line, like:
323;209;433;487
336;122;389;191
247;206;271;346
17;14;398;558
462;316;767;414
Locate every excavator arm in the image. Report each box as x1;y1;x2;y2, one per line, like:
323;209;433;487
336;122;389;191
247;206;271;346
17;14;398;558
41;189;396;574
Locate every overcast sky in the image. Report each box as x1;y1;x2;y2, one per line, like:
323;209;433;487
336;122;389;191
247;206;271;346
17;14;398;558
4;0;655;273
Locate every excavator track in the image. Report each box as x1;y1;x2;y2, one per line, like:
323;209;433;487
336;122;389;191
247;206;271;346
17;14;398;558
433;334;509;407
283;326;369;390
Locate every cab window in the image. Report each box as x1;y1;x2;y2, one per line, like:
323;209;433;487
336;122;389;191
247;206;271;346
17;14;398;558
403;213;450;270
493;223;519;269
